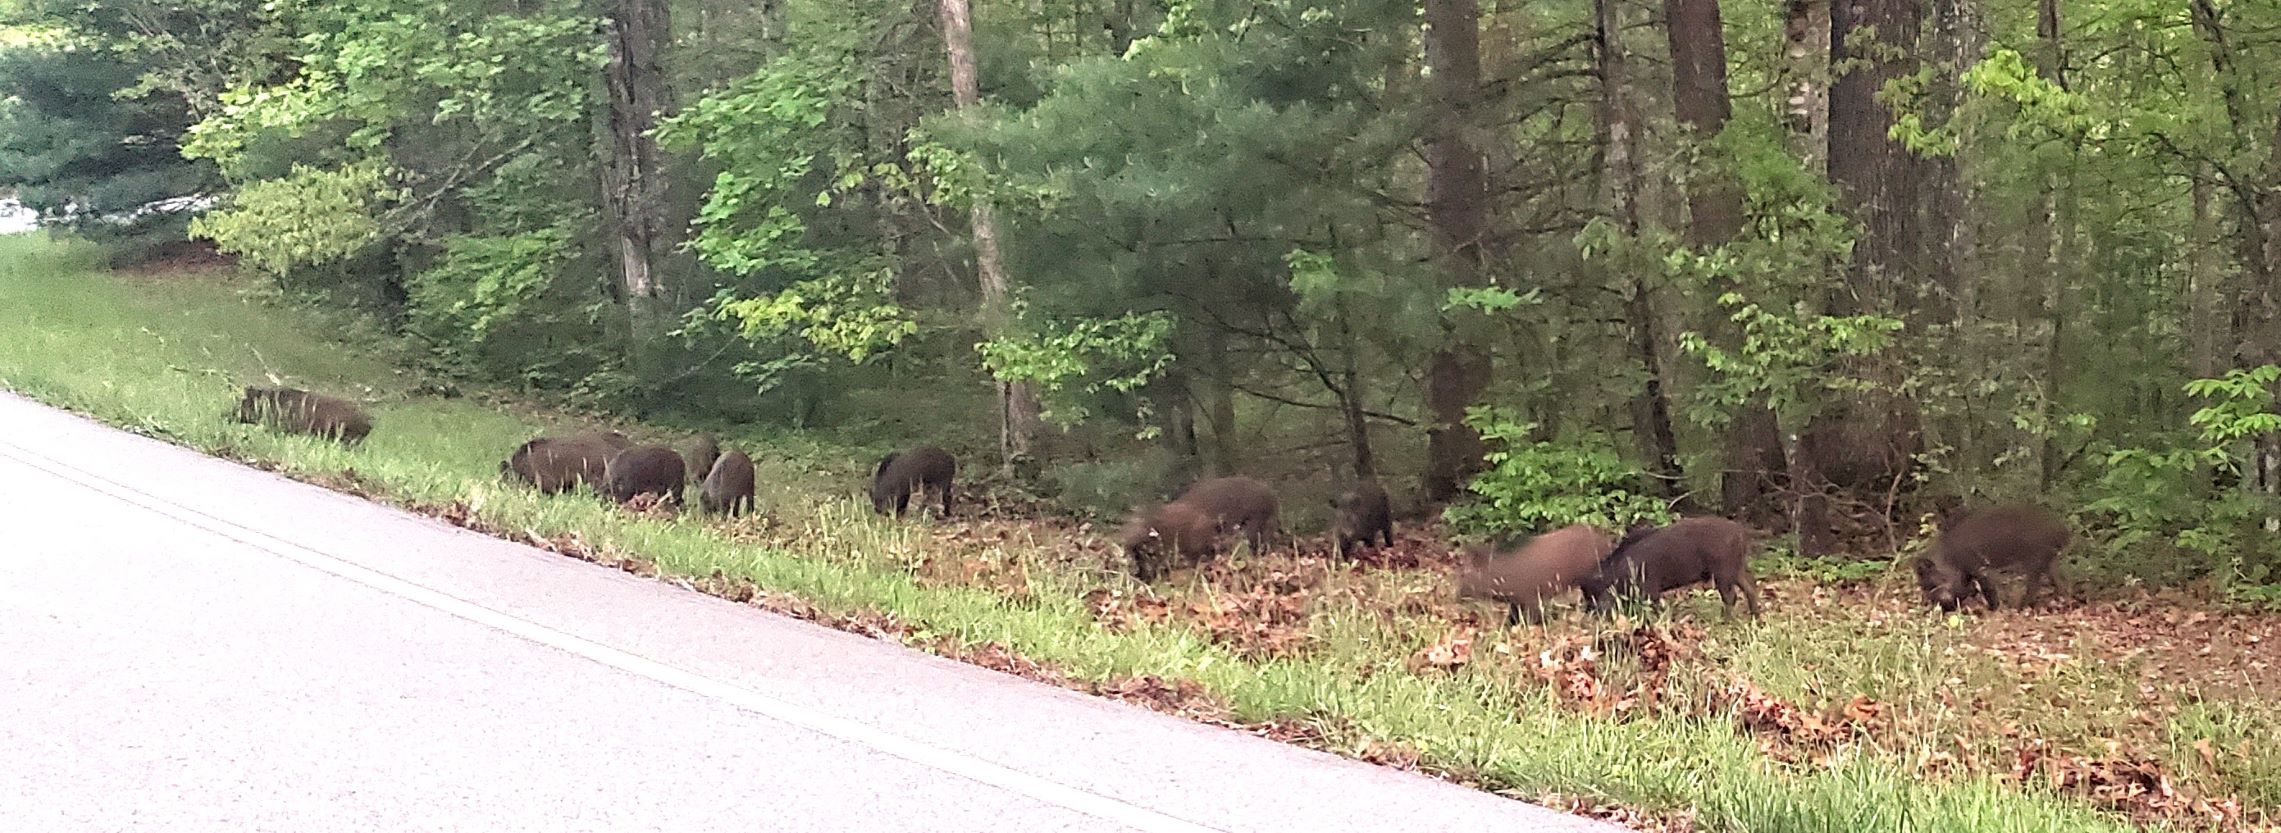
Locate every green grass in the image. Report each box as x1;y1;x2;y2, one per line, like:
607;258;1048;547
0;234;2192;832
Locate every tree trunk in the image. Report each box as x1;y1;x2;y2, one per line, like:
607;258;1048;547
1829;0;1924;309
1810;0;1925;552
1596;0;1687;505
1920;0;1976;323
1338;306;1378;478
939;0;1044;474
2191;167;2222;381
1421;0;1495;503
2032;0;2070;488
598;0;679;381
1665;0;1778;518
1200;322;1238;475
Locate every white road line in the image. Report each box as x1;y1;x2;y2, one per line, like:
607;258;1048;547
0;434;1230;833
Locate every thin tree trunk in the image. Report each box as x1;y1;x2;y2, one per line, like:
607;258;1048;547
599;0;679;383
2033;0;2070;488
939;0;1044;474
2192;169;2221;380
1337;305;1378;478
1421;0;1496;503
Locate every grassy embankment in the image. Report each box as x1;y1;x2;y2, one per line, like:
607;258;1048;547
5;234;2273;833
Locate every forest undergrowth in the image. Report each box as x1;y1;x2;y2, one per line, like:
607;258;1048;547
5;236;2277;832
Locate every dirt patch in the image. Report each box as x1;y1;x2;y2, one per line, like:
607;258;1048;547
114;239;236;277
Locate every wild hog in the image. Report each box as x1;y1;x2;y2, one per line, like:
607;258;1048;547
501;433;625;493
1119;501;1223;582
1586;516;1763;618
1329;480;1395;556
1121;476;1278;580
870;445;956;517
233;386;372;445
701;450;757;517
1915;503;2070;611
687;434;720;485
1455;524;1615;626
604;445;687;506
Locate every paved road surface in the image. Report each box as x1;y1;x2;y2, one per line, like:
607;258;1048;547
0;392;1619;832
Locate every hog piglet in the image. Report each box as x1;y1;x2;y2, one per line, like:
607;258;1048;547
870;446;956;517
502;432;626;493
1120;476;1278;581
1585;516;1762;618
604;445;687;506
233;386;372;445
1329;480;1395;556
1455;524;1614;626
701;449;757;517
687;434;720;486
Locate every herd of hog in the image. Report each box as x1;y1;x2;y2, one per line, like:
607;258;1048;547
234;385;2074;624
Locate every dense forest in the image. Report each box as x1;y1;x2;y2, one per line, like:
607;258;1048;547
5;0;2281;589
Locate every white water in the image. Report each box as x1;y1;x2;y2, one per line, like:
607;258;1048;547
0;198;35;234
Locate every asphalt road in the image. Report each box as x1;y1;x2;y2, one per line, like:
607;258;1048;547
0;392;1621;832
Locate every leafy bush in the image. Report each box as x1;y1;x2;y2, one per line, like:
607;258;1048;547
1442;406;1676;543
404;226;613;388
1038;450;1188;522
189;162;388;275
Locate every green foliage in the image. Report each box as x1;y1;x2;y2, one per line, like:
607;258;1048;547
189;163;388;274
0;41;218;248
1443;406;1677;541
659;46;871;279
404;226;613;387
710;270;916;397
1679;293;1904;432
1755;549;1891;585
977;309;1176;429
2186;365;2281;464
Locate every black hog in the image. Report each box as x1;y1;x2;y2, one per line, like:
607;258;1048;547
1915;503;2070;611
233;386;372;445
501;433;626;493
1455;524;1614;626
1586;516;1762;618
687;434;720;485
870;445;956;517
701;450;757;517
1329;480;1394;556
604;445;686;506
1121;476;1278;580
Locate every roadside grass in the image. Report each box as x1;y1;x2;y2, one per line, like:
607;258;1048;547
2;233;2260;832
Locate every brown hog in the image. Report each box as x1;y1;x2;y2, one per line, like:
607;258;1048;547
1329;480;1394;556
1915;503;2070;611
501;433;626;493
1120;476;1277;581
870;445;956;517
687;434;720;486
1455;524;1614;626
233;386;372;445
1586;516;1763;618
604;445;686;506
701;450;757;517
1118;502;1222;581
